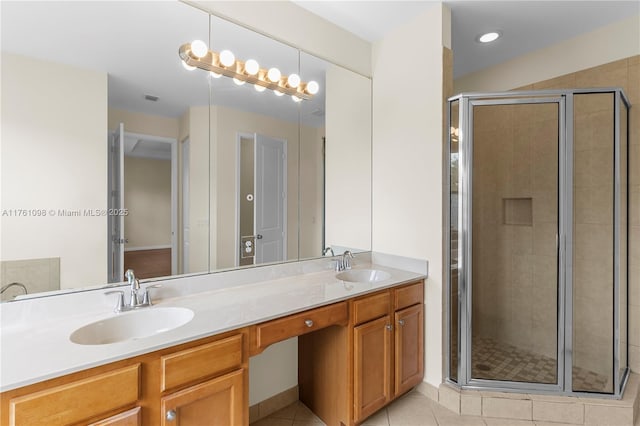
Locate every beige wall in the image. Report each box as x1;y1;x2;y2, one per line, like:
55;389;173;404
325;65;372;253
1;53;108;290
299;126;325;260
123;157;172;249
372;4;450;387
108;108;179;140
179;106;211;275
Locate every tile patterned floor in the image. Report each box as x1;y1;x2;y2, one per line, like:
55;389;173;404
252;389;638;426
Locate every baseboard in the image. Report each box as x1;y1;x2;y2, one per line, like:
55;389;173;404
415;380;439;402
249;385;299;424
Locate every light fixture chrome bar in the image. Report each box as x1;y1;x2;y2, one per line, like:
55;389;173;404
179;43;314;100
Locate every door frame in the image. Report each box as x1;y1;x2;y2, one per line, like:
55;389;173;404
234;132;288;267
460;96;565;393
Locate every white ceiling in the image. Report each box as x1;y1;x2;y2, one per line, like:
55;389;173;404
2;1;637;123
294;0;640;78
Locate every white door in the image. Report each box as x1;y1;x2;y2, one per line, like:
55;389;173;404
108;123;125;283
182;139;190;273
254;134;287;264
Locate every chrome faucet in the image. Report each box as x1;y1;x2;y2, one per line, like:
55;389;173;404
322;247;335;257
125;269;141;307
105;269;161;313
335;250;354;271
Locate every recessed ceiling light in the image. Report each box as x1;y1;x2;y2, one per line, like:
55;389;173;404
476;31;501;43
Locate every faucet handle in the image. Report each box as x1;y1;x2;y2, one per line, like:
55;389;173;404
141;284;162;306
105;290;125;312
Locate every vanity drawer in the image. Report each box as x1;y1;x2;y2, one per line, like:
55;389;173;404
9;364;140;426
352;291;390;325
254;302;348;352
161;334;243;392
394;281;424;311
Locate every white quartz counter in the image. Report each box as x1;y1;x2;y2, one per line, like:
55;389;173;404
0;257;426;392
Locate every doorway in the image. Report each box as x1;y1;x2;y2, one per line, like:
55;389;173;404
108;124;178;281
235;133;287;267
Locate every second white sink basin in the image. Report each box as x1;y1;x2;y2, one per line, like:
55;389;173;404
70;307;194;345
336;269;391;283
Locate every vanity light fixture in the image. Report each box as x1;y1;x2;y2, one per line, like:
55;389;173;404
179;40;319;101
476;31;501;43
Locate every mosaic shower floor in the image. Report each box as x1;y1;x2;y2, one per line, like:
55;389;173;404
452;337;610;392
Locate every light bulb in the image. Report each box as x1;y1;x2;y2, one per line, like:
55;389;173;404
291;95;302;103
209;71;222;79
182;60;196;71
245;59;259;76
267;67;281;83
190;40;208;58
233;78;245;86
254;84;266;92
219;50;235;67
274;90;284;97
287;74;300;88
306;81;319;95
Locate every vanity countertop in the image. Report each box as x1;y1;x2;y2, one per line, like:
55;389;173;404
0;262;425;392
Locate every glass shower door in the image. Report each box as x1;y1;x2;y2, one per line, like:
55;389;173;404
468;99;561;386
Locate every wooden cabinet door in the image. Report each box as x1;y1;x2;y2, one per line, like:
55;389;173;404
394;304;424;396
89;407;141;426
161;369;246;426
353;315;392;423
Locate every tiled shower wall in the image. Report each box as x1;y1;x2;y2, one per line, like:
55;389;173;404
472;102;559;361
518;56;640;374
471;55;639;384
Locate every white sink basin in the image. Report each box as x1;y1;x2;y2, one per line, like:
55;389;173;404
336;269;391;283
70;307;194;345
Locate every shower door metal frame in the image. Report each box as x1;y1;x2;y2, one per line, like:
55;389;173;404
445;88;631;398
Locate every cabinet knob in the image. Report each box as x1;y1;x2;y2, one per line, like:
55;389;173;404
166;409;177;421
385;324;392;331
305;319;314;327
398;319;405;326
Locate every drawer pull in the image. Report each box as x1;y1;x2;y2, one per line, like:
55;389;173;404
386;324;392;331
398;319;405;326
166;409;177;421
305;319;314;327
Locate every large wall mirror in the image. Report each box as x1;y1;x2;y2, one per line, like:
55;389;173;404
0;1;372;302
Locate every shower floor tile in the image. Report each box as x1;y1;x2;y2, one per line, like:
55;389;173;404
452;337;610;392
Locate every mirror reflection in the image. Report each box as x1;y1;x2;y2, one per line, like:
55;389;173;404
0;1;372;302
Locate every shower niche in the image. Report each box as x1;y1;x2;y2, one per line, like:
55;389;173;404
446;89;630;397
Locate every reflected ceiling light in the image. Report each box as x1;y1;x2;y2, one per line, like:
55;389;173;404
179;42;318;101
245;59;260;76
190;40;208;58
476;31;501;43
